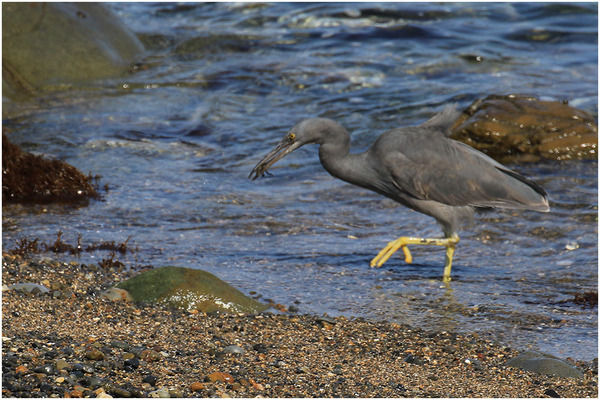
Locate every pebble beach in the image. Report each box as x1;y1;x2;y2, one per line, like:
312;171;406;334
2;252;597;398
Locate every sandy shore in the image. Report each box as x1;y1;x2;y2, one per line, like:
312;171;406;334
2;252;597;398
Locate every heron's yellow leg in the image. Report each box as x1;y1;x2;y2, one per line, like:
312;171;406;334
370;235;460;280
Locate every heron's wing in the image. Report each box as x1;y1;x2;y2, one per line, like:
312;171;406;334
386;133;549;211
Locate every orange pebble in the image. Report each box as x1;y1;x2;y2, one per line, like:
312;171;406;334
15;365;28;374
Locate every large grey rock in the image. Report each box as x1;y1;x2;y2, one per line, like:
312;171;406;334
3;3;144;99
116;266;268;314
8;283;50;295
506;351;584;379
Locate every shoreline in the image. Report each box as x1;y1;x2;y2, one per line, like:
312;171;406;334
2;252;597;398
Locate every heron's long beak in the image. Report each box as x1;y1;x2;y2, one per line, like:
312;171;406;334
249;136;301;180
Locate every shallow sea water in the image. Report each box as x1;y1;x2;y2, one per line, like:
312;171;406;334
2;2;598;361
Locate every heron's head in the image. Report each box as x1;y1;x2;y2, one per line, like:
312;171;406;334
249;118;339;180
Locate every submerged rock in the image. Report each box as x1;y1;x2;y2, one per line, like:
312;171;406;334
115;266;268;314
2;3;144;100
506;351;584;379
451;95;598;162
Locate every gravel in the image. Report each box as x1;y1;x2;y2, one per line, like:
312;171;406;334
2;252;597;398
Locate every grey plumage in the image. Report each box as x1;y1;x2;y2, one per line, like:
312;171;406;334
249;105;549;279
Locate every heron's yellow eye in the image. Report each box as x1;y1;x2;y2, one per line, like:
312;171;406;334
288;132;296;140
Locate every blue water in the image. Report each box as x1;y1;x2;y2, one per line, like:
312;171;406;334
3;2;597;361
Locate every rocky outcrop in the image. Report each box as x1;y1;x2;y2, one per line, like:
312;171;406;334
451;95;597;162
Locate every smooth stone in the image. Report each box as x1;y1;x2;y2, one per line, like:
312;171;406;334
222;345;245;355
33;364;55;375
115;266;268;314
111;341;131;350
39;383;54;393
506;351;584;379
72;363;95;374
124;358;140;369
148;387;171;398
101;288;133;302
8;283;50;295
140;349;162;362
109;387;131;398
142;375;158;386
206;372;235;383
85;348;105;361
54;359;70;371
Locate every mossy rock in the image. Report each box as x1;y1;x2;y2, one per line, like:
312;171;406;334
116;266;268;314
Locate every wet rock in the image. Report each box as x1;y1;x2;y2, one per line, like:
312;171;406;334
143;375;158;386
115;266;268;314
2;3;144;100
8;283;50;295
2;134;99;205
101;288;133;302
506;351;584;379
190;381;205;391
33;364;55;375
450;95;598;162
124;357;140;370
72;363;94;374
15;365;28;374
39;383;54;394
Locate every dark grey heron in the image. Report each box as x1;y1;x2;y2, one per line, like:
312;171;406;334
249;105;549;282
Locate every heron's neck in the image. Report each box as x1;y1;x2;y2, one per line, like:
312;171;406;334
318;133;373;189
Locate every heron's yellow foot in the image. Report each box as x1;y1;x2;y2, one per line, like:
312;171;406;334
370;235;460;281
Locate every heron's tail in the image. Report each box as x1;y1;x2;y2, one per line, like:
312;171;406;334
496;167;550;212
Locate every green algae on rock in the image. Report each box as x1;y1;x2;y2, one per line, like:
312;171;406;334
450;95;598;162
116;266;268;314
